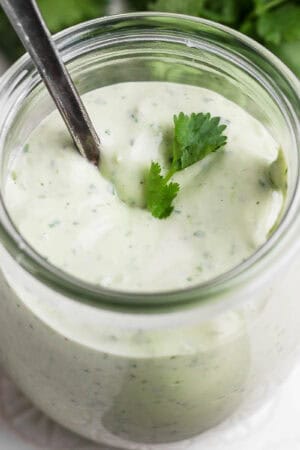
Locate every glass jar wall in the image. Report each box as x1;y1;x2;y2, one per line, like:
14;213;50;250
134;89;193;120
0;13;299;449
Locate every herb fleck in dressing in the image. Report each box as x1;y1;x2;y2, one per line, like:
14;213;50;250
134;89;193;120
5;82;286;291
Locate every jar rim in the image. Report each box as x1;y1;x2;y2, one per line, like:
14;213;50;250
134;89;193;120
0;12;299;308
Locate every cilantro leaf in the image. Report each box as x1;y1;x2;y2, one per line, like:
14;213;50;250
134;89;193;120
145;162;179;219
254;0;288;15
37;0;106;33
145;113;227;219
268;39;300;79
172;113;227;171
149;0;243;25
149;0;203;16
257;3;300;45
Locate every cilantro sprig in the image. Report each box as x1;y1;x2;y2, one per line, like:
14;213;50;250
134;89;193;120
145;112;227;219
145;162;180;219
144;0;300;78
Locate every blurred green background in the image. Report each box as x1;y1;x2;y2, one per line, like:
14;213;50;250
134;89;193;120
0;0;299;77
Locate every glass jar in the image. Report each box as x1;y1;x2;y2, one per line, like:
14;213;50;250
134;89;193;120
0;12;299;449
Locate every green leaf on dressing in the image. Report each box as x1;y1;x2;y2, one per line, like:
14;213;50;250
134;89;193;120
145;112;227;219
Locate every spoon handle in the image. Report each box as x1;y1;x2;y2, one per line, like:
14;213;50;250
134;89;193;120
0;0;100;165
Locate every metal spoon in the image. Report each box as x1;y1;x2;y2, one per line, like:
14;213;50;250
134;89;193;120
0;0;101;165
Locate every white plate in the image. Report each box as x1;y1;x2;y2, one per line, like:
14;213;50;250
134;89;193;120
1;364;300;450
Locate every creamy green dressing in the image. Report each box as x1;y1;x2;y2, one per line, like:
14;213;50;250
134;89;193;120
5;82;285;291
0;81;291;447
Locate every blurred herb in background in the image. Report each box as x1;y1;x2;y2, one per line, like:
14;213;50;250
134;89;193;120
0;0;299;77
146;0;300;77
0;0;107;61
